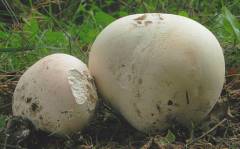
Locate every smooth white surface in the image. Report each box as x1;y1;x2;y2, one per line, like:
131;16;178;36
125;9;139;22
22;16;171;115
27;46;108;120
89;13;225;133
13;54;98;135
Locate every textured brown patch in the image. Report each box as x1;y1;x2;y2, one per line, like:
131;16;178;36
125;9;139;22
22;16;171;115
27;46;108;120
186;91;190;104
136;20;142;24
168;100;173;106
26;97;32;103
136;109;142;118
156;104;161;113
61;111;69;114
144;21;152;26
30;101;41;115
134;14;147;20
31;103;39;112
89;94;97;104
133;103;142;118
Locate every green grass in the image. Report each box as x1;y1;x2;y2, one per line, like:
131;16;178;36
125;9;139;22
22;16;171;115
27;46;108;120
0;115;6;129
0;0;239;72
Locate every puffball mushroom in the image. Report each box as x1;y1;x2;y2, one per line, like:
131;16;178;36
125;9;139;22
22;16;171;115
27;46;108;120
13;53;98;135
89;13;225;133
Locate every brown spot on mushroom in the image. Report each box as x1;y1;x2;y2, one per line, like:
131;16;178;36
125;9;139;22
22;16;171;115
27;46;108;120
136;109;142;118
151;113;154;117
31;102;41;112
134;14;147;21
186;91;190;104
39;115;43;120
61;111;68;114
168;100;173;106
86;84;91;90
144;21;152;26
138;78;143;84
156;104;161;113
136;20;142;24
26;97;32;103
89;94;97;104
121;64;126;67
31;103;38;111
133;103;142;118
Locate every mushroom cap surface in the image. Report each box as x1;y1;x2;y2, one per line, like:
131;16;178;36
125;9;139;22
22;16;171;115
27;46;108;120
13;53;98;135
89;13;225;133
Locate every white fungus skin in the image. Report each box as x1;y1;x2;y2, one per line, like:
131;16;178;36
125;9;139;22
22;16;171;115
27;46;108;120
89;13;225;133
13;53;98;136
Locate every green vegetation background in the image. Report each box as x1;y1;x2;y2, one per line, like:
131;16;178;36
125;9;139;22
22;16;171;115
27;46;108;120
0;0;239;73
